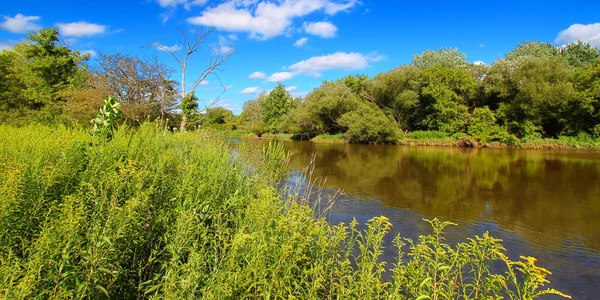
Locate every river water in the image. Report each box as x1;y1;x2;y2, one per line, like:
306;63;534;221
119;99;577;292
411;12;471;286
243;140;600;298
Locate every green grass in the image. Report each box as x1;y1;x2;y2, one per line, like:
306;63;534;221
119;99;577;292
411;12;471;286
312;133;347;143
0;123;570;298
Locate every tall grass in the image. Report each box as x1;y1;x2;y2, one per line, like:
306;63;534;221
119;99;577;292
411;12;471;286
0;123;569;298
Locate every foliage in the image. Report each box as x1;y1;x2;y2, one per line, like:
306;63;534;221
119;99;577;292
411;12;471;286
417;65;475;133
261;82;295;131
0;27;87;125
201;106;237;129
467;106;516;144
91;96;122;138
93;53;178;124
505;40;557;61
289;81;361;137
412;48;470;69
0;124;569;298
338;102;401;144
178;92;199;128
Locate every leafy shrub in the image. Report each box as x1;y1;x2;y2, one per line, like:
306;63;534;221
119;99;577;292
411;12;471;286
468;106;517;145
338;103;401;144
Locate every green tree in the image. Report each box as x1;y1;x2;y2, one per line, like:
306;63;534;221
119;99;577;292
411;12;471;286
0;27;87;124
412;48;469;69
178;93;199;128
485;57;577;137
289;81;361;137
338;102;401;144
505;41;556;61
557;41;600;68
573;61;600;137
366;66;421;132
261;82;295;132
467;106;515;144
202;107;236;129
417;65;476;133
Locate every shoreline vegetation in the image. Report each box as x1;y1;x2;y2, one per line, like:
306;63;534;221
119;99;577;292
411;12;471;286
213;129;600;150
0;123;570;299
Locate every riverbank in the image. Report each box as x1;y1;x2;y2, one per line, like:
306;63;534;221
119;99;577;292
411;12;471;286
213;129;600;150
0;123;569;298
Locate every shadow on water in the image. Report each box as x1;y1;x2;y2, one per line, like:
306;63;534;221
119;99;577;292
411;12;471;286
237;139;600;299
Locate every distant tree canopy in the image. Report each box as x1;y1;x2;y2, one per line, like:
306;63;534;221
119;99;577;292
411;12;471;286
2;27;600;144
236;43;600;144
0;27;223;129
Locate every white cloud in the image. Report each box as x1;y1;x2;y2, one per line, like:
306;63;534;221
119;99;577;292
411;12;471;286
286;86;297;92
199;80;209;85
479;44;485;47
556;23;600;47
157;0;208;10
268;71;295;82
156;44;181;52
218;46;234;54
81;49;96;57
473;60;486;66
288;51;372;76
248;71;266;79
56;22;107;37
228;34;238;40
187;0;358;40
215;35;234;54
325;0;358;14
225;84;233;91
304;21;337;38
0;14;41;33
240;86;261;94
294;37;308;47
263;51;380;81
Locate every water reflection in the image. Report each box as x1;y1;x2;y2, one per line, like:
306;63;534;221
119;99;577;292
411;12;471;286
238;140;600;299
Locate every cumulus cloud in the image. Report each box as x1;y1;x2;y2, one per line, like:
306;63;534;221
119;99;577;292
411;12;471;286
325;0;358;14
556;23;600;47
473;60;486;66
304;21;337;38
215;35;235;55
187;0;358;40
0;14;41;33
248;71;266;79
267;71;295;82
56;22;107;37
294;37;308;47
240;86;261;94
264;51;379;82
157;0;208;10
286;86;297;92
288;51;372;76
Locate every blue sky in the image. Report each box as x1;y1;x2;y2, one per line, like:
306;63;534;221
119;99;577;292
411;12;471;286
1;0;599;114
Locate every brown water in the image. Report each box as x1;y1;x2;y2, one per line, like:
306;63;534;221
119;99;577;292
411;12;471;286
239;140;600;298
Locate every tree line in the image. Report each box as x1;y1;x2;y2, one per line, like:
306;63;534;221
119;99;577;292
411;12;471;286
0;27;230;130
2;28;599;146
236;42;600;145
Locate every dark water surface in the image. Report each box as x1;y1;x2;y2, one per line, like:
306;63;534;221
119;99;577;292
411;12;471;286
243;140;600;298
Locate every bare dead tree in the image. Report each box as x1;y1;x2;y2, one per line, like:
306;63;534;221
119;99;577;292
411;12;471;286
149;26;233;131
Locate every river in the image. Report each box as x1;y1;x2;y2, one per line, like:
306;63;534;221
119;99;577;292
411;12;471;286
242;140;600;299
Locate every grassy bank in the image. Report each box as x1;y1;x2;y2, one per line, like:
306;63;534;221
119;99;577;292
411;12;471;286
214;129;600;150
0;124;569;298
